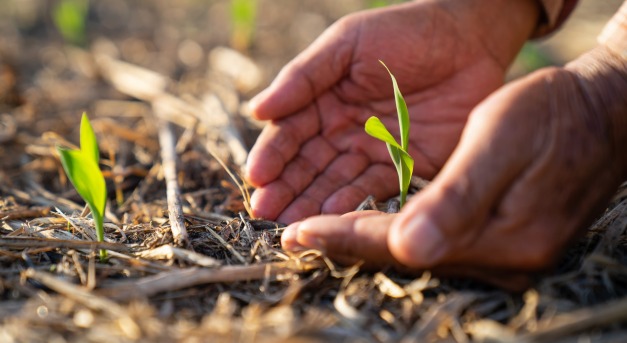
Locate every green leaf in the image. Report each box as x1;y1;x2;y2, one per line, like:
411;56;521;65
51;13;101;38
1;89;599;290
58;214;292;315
56;112;108;260
57;148;107;219
230;0;257;50
365;116;402;150
365;61;415;208
399;150;414;206
52;0;88;46
379;61;410;151
231;0;256;26
386;144;414;207
80;113;99;165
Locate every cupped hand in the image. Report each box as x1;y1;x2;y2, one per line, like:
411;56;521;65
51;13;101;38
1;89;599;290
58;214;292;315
245;0;539;223
281;46;627;290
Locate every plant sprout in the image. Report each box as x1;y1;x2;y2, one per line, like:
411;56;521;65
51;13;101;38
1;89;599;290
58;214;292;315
364;61;414;207
52;0;89;46
57;113;108;260
368;0;405;8
230;0;257;52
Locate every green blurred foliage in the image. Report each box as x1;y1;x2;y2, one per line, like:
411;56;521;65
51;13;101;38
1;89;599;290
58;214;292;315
52;0;89;46
368;0;406;8
231;0;257;52
516;43;553;71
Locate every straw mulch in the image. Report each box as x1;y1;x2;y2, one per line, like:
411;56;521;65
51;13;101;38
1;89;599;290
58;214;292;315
1;1;627;342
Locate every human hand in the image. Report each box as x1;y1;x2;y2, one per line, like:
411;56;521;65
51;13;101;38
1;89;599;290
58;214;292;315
246;0;539;223
281;45;627;289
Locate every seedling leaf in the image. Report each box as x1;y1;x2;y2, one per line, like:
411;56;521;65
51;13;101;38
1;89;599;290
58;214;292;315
364;61;415;207
58;149;106;217
386;144;414;206
52;0;88;46
56;114;107;259
80;113;99;165
380;60;410;150
365;116;402;150
230;0;257;51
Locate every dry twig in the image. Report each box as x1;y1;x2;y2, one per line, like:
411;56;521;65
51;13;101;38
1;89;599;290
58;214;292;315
98;259;324;301
156;119;188;246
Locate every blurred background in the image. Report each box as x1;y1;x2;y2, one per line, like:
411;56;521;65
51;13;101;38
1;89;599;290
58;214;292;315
509;0;624;78
0;0;623;93
0;0;623;172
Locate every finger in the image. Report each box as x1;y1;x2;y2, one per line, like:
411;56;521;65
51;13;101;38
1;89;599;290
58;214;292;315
245;105;321;187
321;164;399;214
281;210;384;250
277;153;370;223
249;19;357;121
280;215;534;291
249;180;294;221
249;136;338;220
388;71;549;269
281;213;397;269
279;136;339;195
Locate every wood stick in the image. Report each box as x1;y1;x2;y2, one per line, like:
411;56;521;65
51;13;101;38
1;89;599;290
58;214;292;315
97;260;323;301
156;118;188;246
0;206;51;220
0;237;132;253
201;94;248;167
517;296;627;343
136;244;222;268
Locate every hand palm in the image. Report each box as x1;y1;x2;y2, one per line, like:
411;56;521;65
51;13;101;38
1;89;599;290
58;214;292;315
247;2;507;223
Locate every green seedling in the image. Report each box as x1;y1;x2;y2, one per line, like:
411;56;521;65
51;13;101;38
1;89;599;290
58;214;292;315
364;61;414;207
52;0;89;46
57;113;108;260
230;0;257;52
368;0;405;8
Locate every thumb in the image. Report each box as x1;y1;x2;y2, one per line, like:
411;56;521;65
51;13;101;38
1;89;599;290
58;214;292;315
249;18;357;120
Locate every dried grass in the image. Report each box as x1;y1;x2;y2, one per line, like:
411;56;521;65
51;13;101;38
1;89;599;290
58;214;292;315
1;1;627;342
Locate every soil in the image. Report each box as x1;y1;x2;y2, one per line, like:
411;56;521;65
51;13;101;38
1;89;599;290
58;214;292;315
1;1;626;342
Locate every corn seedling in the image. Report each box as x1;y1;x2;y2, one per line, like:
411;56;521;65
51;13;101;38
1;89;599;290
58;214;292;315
230;0;257;52
52;0;89;46
364;61;414;207
57;113;108;260
368;0;405;8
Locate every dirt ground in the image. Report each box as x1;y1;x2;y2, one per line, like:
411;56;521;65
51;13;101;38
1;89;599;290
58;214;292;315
1;1;626;342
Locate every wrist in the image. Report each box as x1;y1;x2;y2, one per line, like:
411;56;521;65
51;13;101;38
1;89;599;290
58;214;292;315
566;45;627;178
597;1;627;59
439;0;541;69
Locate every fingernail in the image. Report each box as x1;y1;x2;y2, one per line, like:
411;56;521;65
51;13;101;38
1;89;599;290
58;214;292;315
248;95;260;111
248;89;268;111
281;224;301;250
281;223;326;252
403;214;446;265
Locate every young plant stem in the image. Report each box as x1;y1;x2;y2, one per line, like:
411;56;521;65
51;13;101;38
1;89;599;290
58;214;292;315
364;61;414;208
92;210;107;260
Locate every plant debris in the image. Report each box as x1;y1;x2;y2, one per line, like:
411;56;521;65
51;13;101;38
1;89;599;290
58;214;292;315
1;1;627;342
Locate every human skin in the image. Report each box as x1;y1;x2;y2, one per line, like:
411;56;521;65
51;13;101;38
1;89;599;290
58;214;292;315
246;0;539;223
246;0;627;288
281;45;627;289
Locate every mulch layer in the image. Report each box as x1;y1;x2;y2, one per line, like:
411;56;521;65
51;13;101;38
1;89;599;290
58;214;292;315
1;1;626;342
